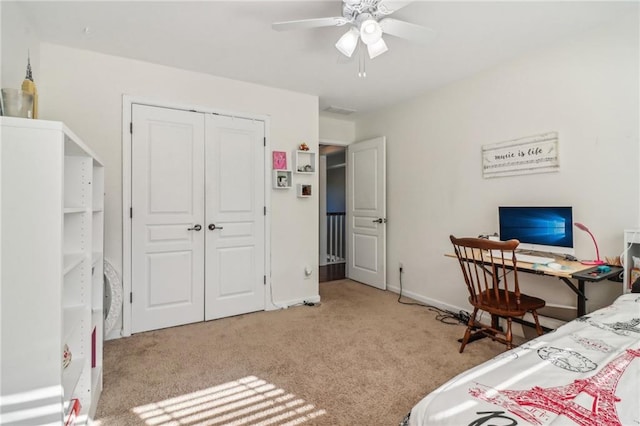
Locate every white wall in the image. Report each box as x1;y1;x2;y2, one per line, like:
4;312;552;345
355;16;640;314
319;114;356;143
0;2;40;90
32;43;319;335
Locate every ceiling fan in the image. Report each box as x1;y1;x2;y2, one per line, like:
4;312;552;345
272;0;436;60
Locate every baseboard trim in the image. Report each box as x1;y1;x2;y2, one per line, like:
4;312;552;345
386;284;567;332
386;284;465;314
267;294;321;311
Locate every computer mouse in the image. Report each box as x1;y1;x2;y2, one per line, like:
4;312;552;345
547;262;562;270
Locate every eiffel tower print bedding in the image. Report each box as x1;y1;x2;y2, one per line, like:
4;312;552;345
403;294;640;426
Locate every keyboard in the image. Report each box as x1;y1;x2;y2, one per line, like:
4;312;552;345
490;250;555;264
514;253;555;265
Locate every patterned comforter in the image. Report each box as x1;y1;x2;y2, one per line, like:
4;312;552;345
403;293;640;426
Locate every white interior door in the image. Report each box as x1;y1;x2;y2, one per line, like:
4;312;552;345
347;136;386;289
131;104;205;333
204;114;265;320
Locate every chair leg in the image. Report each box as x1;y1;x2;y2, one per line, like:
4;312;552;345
505;317;513;350
459;308;478;353
531;310;544;336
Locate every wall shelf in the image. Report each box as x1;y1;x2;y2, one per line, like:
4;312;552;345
272;169;292;189
294;150;316;174
297;184;312;198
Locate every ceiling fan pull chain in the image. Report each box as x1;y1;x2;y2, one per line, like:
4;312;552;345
362;56;367;78
358;50;367;78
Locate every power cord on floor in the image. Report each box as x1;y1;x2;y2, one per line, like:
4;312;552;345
269;279;320;309
269;279;287;310
397;265;470;326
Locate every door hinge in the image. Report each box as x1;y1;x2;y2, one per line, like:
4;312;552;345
130;207;133;218
264;275;266;285
130;292;133;303
130;122;133;134
264;206;266;216
263;137;266;147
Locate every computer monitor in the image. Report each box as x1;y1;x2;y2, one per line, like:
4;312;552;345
498;206;575;256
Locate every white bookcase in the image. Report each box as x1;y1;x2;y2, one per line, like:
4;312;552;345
1;117;104;424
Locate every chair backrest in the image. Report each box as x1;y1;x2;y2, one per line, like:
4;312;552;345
450;235;522;311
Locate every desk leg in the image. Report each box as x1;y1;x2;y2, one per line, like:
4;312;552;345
577;280;586;317
558;277;588;317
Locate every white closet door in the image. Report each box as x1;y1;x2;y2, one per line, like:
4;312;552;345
205;114;265;320
131;105;205;333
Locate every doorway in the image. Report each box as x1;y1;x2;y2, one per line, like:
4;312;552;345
319;144;347;282
319;137;387;288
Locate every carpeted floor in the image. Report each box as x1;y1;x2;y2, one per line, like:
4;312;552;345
95;280;506;425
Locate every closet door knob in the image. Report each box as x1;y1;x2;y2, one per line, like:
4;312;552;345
187;224;202;231
209;224;224;231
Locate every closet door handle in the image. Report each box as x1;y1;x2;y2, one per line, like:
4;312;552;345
209;224;224;231
187;224;202;231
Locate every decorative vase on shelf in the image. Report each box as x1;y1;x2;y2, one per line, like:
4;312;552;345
0;89;33;118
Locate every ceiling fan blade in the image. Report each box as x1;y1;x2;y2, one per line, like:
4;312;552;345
377;0;413;15
379;18;436;44
272;17;348;31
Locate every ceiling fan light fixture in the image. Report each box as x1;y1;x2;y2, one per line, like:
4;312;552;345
360;19;382;45
367;37;388;59
335;27;360;57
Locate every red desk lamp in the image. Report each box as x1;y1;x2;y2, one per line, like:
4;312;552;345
574;222;605;265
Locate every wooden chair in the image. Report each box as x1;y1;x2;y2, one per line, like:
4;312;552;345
450;235;546;352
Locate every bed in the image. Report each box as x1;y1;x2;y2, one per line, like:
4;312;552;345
402;293;640;426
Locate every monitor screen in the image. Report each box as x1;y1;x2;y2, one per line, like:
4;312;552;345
498;206;574;255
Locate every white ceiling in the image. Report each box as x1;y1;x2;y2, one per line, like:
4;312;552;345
17;1;636;116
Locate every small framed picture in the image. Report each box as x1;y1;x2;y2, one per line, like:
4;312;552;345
272;151;287;170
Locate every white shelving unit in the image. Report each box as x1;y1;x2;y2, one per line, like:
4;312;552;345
1;117;104;424
272;169;292;189
296;184;312;198
294;150;316;174
623;229;640;293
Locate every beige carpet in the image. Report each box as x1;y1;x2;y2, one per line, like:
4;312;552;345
95;280;506;425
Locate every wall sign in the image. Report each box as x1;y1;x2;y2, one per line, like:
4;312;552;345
482;131;559;178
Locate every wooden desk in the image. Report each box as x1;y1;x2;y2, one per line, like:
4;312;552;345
445;251;623;317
